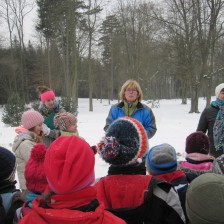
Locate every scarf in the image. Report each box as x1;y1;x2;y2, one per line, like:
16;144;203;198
124;100;138;116
212;99;224;151
26;192;42;208
39;101;60;117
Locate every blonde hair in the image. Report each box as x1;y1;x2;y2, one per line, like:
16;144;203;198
119;79;143;101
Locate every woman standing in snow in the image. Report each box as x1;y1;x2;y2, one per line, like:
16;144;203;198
36;85;65;147
197;83;224;157
104;79;157;139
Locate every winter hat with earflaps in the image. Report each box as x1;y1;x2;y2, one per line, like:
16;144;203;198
21;110;44;130
186;173;224;224
44;136;95;194
25;143;48;193
97;116;148;166
215;83;224;98
0;146;16;182
146;143;177;175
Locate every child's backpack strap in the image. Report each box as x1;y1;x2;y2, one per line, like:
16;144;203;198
6;191;24;224
0;194;7;223
144;176;172;202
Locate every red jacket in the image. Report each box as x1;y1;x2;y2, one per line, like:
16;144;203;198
19;187;126;224
95;175;185;224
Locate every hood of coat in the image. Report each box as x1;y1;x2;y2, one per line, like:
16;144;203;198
12;132;36;152
23;198;124;224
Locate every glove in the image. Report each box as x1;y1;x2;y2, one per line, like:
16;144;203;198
42;123;51;136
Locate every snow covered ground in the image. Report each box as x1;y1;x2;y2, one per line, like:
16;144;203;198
0;97;213;185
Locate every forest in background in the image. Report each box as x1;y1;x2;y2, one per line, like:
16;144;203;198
0;0;224;113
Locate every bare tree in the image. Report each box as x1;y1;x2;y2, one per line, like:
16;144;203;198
8;0;34;101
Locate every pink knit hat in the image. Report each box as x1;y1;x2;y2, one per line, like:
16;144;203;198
21;110;44;130
25;143;48;193
44;136;95;194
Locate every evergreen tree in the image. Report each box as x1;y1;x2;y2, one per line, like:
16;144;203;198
2;93;25;126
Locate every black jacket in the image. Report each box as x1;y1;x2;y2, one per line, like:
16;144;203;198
196;104;221;157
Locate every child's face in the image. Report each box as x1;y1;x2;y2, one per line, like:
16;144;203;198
44;98;55;109
33;123;43;135
66;125;77;133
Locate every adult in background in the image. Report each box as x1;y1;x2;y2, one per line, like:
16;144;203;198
96;117;185;224
19;136;126;224
104;79;157;139
197;83;224;157
36;85;65;147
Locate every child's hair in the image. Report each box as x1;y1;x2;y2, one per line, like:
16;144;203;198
39;191;55;208
36;86;51;95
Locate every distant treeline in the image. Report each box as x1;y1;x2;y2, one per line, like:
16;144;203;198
0;0;224;112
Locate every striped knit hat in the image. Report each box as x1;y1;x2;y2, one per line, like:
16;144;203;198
54;112;77;131
97;116;148;166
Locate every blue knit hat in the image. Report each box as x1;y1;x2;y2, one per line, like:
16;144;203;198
97;117;148;166
146;143;177;174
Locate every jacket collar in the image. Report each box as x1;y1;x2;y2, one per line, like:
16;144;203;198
117;101;143;109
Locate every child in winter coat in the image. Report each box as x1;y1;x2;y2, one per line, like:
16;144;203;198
12;110;44;198
95;117;186;224
0;146;24;224
146;143;189;222
178;131;215;182
19;136;126;224
36;85;65;147
53;112;79;136
15;143;48;221
186;173;224;224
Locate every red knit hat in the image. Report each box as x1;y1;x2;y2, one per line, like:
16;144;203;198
25;143;48;193
44;136;95;194
185;131;210;154
21;110;44;130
